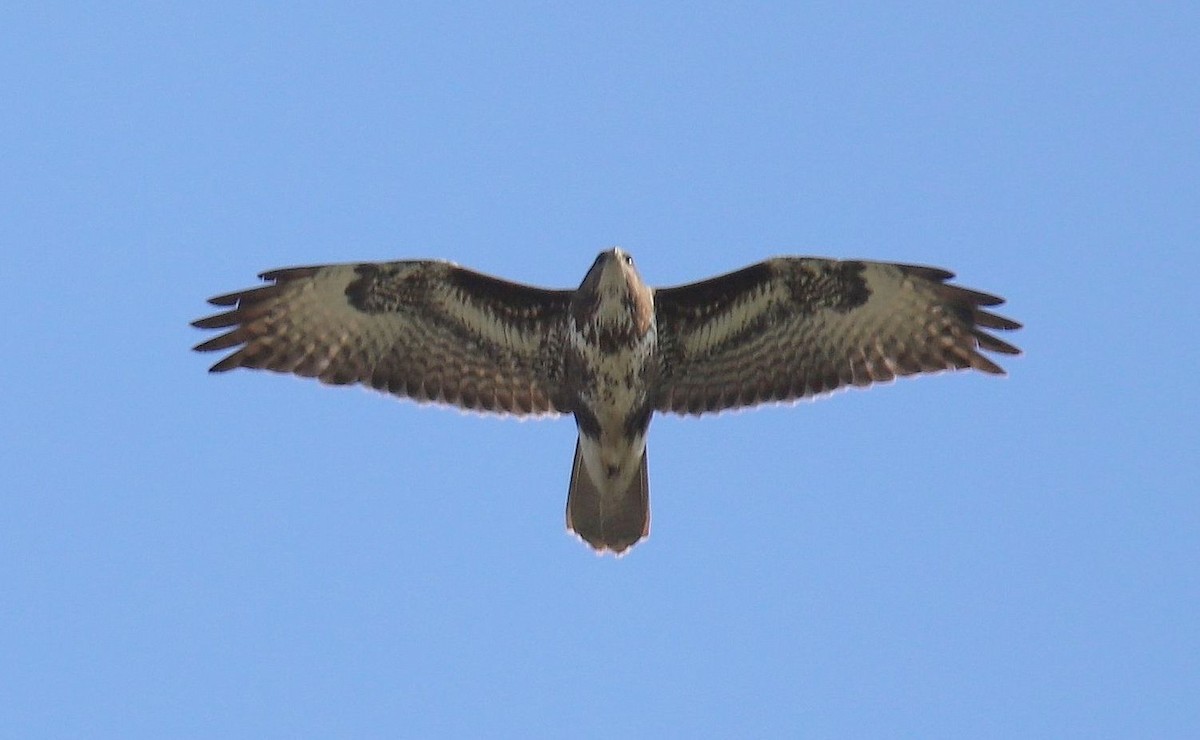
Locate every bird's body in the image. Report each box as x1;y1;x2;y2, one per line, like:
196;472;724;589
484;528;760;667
564;251;659;551
194;248;1021;555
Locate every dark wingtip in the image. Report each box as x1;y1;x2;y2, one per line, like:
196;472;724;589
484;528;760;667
971;354;1007;375
259;266;320;282
976;310;1022;331
974;330;1021;356
192;330;245;353
206;291;248;307
897;263;956;282
208;356;243;373
191;312;238;329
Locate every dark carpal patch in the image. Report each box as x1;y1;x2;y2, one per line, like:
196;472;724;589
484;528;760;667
784;260;870;313
345;264;429;314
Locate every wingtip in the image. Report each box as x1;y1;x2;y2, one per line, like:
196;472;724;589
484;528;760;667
206;355;244;373
206;292;242;307
191;312;237;329
973;356;1007;375
258;266;321;282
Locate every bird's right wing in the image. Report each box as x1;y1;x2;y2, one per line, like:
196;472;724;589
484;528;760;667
193;260;574;416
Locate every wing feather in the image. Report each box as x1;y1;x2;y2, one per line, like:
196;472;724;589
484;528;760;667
653;258;1021;415
192;261;573;416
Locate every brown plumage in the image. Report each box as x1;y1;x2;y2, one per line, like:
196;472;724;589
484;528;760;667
193;250;1021;555
652;259;1020;414
193;262;573;415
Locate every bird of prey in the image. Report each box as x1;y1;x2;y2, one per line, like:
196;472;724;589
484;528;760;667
193;248;1020;555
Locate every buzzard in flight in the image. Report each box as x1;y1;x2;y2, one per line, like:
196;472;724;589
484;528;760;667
193;249;1020;555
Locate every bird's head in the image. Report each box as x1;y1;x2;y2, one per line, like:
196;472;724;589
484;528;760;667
572;248;654;333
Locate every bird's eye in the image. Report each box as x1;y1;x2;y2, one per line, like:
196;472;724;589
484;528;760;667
623;254;633;265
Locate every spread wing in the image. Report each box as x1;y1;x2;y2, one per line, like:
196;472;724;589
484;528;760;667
192;261;573;415
653;258;1021;415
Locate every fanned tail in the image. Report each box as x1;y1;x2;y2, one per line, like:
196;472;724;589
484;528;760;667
565;440;650;555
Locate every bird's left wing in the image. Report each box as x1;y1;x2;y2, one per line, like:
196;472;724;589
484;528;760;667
653;258;1021;415
192;261;574;415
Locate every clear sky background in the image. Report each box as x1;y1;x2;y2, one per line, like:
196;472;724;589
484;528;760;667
3;3;1197;737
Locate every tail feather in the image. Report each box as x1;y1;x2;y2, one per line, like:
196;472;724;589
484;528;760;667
565;441;650;555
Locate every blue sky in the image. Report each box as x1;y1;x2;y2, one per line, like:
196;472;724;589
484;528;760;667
3;2;1197;737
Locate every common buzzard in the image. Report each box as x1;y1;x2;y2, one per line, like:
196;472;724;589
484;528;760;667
193;249;1020;555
